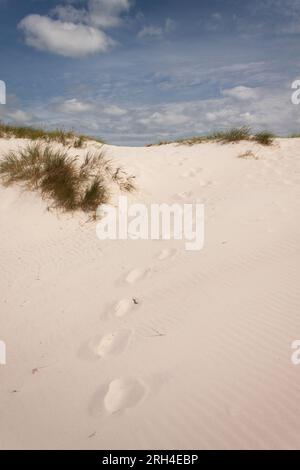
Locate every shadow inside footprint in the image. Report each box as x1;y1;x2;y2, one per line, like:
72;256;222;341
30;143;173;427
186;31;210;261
104;377;146;414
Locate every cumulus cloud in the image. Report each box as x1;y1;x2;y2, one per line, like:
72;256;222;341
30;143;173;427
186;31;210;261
56;98;93;113
52;5;88;24
6;84;298;146
53;0;131;28
222;86;260;100
103;104;127;116
0;100;33;124
7;110;32;123
139;110;189;127
19;0;132;57
19;15;114;57
88;0;131;28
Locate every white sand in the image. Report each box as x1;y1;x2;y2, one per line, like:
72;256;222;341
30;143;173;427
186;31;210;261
0;137;300;449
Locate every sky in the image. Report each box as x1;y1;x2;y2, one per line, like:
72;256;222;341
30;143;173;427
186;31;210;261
0;0;300;145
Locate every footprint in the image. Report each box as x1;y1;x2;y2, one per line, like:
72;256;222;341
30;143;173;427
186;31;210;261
175;191;193;200
104;377;146;414
95;330;132;358
182;168;202;178
157;249;177;261
199;180;214;187
125;268;149;284
113;298;134;317
81;329;132;360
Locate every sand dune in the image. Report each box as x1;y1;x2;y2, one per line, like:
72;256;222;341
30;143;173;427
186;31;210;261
0;137;300;449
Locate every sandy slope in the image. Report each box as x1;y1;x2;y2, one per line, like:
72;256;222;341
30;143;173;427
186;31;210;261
0;137;300;450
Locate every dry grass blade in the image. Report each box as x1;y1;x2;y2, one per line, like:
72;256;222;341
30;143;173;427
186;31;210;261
111;167;136;192
238;150;259;160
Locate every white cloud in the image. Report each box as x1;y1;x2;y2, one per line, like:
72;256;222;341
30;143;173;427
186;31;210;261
165;18;176;33
222;86;260;100
139;111;189;127
57;98;93;113
19;15;114;57
88;0;131;28
138;18;176;39
8;110;32;123
52;5;88;24
19;0;132;57
138;26;163;38
53;0;131;29
103;104;127;116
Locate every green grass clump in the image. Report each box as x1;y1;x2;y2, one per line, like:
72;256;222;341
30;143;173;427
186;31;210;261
253;131;274;146
173;136;208;146
289;133;300;138
211;126;251;143
149;127;277;147
81;177;108;213
0;143;134;217
0;122;104;147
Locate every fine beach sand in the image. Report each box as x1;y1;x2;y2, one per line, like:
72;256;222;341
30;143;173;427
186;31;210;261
0;137;300;449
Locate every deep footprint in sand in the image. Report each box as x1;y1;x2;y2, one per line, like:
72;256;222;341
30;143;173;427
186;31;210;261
104;378;146;414
125;268;149;284
90;329;132;358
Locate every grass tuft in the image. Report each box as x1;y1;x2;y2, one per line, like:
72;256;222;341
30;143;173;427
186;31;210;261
0;122;104;147
289;133;300;138
149;127;276;147
81;177;109;215
111;167;136;193
238;150;259;160
253;131;274;146
0;143;134;217
211;126;251;143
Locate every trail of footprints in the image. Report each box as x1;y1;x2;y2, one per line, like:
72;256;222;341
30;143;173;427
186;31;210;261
83;161;210;415
84;148;298;415
86;157;211;414
82;248;178;415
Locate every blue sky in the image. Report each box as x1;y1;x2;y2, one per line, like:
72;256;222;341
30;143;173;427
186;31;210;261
0;0;300;145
